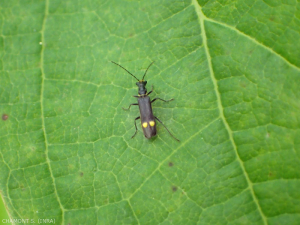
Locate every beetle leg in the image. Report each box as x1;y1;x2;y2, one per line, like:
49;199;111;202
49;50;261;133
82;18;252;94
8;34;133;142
154;116;180;142
151;98;174;103
122;103;138;110
147;85;154;95
131;116;140;139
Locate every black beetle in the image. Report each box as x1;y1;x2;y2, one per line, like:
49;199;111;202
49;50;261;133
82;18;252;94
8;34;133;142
112;61;179;141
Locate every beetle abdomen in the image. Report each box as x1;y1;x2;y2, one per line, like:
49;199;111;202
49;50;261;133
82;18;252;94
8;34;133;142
138;96;156;138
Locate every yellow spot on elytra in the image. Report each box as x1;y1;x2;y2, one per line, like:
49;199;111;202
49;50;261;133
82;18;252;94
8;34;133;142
142;122;148;128
149;121;155;126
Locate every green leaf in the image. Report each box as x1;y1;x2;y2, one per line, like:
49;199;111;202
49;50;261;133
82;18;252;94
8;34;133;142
1;0;300;224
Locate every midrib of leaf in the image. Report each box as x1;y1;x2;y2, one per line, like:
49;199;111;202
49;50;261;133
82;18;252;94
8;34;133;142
40;0;65;222
192;0;268;224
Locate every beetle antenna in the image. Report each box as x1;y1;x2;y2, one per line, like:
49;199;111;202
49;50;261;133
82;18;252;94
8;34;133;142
142;61;155;81
111;61;139;81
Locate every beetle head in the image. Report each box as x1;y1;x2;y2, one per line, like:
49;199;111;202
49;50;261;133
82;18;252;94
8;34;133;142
137;80;147;95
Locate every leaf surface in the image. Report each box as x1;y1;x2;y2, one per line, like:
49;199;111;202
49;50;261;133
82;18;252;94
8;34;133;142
0;0;300;224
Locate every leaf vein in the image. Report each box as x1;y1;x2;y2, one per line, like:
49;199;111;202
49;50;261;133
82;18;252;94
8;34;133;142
192;1;268;224
40;0;65;222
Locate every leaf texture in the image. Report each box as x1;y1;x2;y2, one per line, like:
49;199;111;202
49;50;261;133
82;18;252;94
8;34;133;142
0;0;300;224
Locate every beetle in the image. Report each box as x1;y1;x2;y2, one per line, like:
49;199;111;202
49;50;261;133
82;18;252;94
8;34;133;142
111;61;179;141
